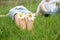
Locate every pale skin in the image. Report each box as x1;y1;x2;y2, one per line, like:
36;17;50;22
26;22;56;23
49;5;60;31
40;0;50;12
36;0;60;15
0;5;35;30
14;13;34;30
36;0;49;15
36;3;47;16
0;13;34;31
40;4;47;12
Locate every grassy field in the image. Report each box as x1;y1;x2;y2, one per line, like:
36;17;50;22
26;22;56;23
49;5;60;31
0;2;60;40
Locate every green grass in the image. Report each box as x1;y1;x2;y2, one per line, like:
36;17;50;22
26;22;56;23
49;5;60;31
0;2;60;40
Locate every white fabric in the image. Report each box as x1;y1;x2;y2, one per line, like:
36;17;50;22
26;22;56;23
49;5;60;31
9;6;32;20
36;0;60;13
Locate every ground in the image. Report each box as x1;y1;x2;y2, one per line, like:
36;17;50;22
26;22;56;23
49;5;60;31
0;2;60;40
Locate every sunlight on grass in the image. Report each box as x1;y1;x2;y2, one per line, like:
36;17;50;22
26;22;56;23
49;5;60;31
0;2;60;40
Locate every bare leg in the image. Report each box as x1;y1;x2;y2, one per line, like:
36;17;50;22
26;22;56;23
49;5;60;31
14;14;26;30
41;4;50;17
40;4;47;12
58;5;60;9
58;5;60;11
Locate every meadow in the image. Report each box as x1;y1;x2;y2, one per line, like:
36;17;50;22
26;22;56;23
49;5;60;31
0;1;60;40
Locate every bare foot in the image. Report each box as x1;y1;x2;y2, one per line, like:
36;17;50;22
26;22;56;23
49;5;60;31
27;20;34;31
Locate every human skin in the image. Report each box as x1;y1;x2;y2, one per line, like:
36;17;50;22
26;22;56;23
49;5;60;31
14;13;34;30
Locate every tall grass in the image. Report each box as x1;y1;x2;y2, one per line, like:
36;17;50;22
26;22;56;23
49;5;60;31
0;1;60;40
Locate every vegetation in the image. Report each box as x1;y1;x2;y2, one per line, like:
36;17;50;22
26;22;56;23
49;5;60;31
0;0;60;40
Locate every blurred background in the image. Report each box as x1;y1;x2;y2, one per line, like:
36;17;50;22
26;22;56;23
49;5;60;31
0;0;41;13
0;0;40;5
